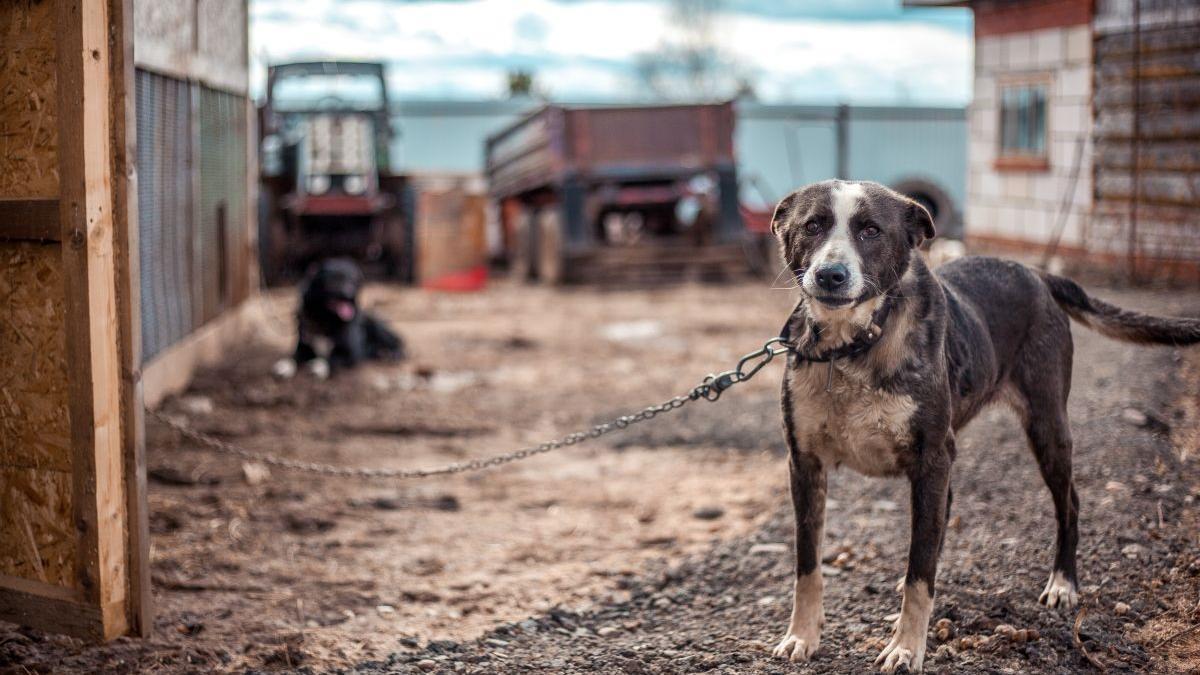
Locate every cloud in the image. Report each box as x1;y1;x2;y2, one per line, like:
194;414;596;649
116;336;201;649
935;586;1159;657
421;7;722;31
249;0;971;104
514;12;550;46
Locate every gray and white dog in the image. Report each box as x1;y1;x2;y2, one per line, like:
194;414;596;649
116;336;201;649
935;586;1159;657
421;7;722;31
769;180;1200;672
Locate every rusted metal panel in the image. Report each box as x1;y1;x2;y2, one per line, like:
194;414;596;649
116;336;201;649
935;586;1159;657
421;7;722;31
1092;0;1200;279
484;108;557;198
1095;106;1200;139
1093;75;1200;108
1095;22;1200;57
1096;167;1200;205
1095;138;1200;171
1094;0;1200;35
1096;49;1200;84
567;104;735;172
485;103;735;199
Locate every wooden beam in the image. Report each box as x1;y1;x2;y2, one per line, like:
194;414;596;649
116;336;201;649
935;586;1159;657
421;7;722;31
109;0;151;637
55;0;128;640
0;574;102;642
0;199;62;241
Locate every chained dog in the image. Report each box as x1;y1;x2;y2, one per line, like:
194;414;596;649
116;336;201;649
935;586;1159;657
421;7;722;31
272;258;404;380
769;180;1200;672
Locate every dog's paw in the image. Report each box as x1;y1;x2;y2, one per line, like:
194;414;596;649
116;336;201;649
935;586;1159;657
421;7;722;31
306;358;331;380
875;630;926;673
772;630;820;663
271;358;297;380
1039;571;1078;609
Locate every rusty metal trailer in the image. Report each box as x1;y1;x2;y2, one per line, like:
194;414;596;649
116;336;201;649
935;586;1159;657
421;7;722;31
485;103;745;284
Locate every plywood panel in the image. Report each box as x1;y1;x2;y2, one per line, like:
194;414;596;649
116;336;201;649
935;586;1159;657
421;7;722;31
0;0;58;198
0;241;75;587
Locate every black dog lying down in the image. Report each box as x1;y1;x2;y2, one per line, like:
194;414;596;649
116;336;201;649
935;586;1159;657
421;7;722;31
272;258;404;379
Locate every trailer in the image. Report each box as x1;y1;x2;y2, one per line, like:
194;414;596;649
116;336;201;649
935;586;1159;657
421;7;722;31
258;61;415;284
485;103;745;284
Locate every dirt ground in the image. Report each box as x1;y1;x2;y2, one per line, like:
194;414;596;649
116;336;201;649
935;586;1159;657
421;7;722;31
1;277;1198;674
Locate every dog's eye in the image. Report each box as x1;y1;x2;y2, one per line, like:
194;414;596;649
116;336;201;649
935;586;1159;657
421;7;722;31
801;220;821;236
859;224;881;240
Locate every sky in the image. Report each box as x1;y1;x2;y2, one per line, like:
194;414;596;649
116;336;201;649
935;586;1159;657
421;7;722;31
250;0;973;105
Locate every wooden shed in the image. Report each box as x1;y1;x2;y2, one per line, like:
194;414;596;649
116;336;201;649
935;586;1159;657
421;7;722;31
0;0;254;641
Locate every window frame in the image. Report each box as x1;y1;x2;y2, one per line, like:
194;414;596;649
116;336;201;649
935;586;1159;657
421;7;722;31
994;73;1052;172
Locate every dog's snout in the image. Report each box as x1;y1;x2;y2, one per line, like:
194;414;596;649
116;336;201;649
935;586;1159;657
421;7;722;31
814;263;850;292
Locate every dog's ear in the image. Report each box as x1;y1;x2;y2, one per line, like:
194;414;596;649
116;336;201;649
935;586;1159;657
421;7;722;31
769;192;799;236
905;199;936;248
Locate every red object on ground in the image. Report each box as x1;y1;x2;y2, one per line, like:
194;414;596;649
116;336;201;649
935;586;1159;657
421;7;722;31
740;204;775;234
422;265;488;292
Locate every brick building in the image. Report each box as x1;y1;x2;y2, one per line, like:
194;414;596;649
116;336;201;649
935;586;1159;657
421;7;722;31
914;0;1200;281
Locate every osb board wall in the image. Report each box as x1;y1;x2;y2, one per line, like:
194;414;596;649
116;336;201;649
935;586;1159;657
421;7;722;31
0;0;58;199
0;243;75;588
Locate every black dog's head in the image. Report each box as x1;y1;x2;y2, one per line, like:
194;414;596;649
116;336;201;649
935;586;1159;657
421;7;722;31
302;258;364;325
771;180;934;309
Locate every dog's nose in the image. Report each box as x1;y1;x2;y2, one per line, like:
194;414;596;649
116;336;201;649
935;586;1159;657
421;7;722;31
814;263;850;292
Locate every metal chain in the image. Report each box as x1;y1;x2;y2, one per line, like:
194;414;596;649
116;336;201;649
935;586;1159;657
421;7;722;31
151;337;793;480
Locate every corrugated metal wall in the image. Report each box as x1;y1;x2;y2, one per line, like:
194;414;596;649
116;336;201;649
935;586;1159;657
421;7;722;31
137;70;194;362
198;86;249;322
137;71;250;362
1092;0;1200;279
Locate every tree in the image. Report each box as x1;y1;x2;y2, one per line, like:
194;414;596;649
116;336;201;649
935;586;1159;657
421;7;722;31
635;0;754;101
506;68;539;99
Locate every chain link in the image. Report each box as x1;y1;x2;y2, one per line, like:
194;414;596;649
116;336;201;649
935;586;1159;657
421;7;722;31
151;337;794;481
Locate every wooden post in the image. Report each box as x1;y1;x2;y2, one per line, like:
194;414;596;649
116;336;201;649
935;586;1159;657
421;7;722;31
109;0;152;637
55;0;129;639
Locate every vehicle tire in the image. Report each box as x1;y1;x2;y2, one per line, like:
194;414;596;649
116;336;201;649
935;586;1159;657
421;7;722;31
891;179;959;241
537;208;564;285
510;208;536;282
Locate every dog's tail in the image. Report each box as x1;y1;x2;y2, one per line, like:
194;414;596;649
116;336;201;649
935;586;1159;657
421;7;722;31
1041;273;1200;345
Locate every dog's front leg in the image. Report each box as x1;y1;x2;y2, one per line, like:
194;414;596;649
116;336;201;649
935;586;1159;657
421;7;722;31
773;449;826;663
876;433;952;673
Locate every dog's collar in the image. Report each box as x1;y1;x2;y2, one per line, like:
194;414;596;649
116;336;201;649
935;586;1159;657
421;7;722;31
779;295;895;364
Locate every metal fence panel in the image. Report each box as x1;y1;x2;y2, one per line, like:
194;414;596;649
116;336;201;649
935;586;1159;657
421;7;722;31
197;86;249;322
136;69;194;362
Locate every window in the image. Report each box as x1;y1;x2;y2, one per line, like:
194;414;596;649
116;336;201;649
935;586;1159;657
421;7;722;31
997;81;1048;171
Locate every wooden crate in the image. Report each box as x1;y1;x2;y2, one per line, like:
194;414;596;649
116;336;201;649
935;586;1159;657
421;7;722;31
416;186;489;290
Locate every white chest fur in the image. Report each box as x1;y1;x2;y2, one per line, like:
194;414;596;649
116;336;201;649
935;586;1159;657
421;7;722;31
786;362;917;477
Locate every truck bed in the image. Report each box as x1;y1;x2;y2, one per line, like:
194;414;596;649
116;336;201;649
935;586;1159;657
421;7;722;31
486;103;736;198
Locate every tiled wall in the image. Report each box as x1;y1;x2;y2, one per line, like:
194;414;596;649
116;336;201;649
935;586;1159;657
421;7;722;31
966;24;1092;248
